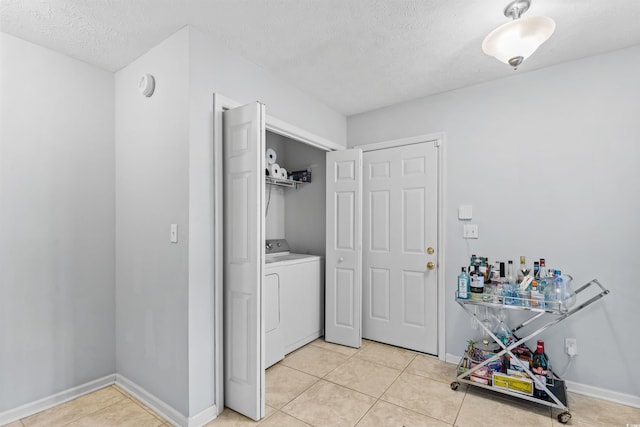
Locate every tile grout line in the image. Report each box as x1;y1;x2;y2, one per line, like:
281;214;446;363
373;353;463;426
275;341;460;426
58;394;131;427
22;386;128;427
451;384;470;427
352;352;419;427
273;409;313;426
112;385;165;422
274;375;322;413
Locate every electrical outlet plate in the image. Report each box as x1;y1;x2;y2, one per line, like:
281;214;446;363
565;338;577;356
463;224;478;239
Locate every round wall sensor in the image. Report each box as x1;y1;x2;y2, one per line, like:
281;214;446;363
139;74;155;97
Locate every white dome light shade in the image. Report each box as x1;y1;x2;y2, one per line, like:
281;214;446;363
482;16;556;67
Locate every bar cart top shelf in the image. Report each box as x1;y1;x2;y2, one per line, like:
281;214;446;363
456;278;609;315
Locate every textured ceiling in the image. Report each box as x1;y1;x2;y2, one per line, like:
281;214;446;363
2;0;640;115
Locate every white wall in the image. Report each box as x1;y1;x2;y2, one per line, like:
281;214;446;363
348;45;640;398
0;33;115;412
115;29;190;415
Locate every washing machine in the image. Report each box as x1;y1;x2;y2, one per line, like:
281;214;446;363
264;239;324;368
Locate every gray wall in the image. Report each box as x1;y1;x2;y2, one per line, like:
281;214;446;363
265;132;287;240
282;139;327;257
115;29;190;415
348;45;640;397
114;26;347;418
264;131;327;256
187;26;346;415
0;33;115;411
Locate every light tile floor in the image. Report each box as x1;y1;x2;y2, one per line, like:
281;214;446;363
5;339;640;426
208;339;640;427
6;385;168;427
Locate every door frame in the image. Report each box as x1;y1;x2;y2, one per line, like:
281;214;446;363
212;93;341;416
354;133;446;361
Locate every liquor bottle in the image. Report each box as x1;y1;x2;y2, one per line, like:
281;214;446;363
517;256;529;284
529;280;540;307
543;275;559;311
533;261;540;280
470;266;484;301
531;340;549;399
458;267;470;299
481;257;489;284
506;261;516;285
504;261;517;305
494;262;505;303
539;259;548;281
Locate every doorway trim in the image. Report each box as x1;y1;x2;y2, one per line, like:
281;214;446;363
354;132;446;361
212;93;341;416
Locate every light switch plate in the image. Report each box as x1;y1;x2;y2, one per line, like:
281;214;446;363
463;224;478;239
170;224;178;243
458;205;473;220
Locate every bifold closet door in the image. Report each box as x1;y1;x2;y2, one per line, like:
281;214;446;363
223;101;265;421
325;148;363;348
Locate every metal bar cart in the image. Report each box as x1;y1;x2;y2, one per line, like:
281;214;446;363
450;279;609;424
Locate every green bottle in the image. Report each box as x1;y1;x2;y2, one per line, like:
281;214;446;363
458;267;470;299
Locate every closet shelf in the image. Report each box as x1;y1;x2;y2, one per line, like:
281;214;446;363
266;176;306;189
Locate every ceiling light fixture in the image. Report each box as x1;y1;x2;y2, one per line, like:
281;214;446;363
482;0;555;69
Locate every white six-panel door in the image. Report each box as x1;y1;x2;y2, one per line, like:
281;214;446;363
223;102;265;420
362;142;438;354
325;149;363;348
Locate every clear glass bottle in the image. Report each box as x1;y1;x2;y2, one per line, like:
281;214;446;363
505;260;517;305
543;273;559;311
506;260;516;285
517;255;529;284
539;258;548;280
529;281;538;307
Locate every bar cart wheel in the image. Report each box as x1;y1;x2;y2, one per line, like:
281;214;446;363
450;381;460;391
557;412;572;424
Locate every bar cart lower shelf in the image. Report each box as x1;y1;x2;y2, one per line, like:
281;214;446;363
450;278;609;425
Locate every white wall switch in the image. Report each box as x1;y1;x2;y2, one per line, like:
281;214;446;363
170;224;178;243
458;205;473;220
463;224;478;239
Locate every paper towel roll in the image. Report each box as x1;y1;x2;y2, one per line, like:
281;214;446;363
265;148;277;165
270;163;281;178
279;168;287;179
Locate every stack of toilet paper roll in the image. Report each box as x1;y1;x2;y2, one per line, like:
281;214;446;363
265;148;288;179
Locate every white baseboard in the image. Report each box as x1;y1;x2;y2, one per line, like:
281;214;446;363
445;352;639;408
115;374;185;426
565;380;640;409
114;374;217;427
186;404;219;427
0;374;116;426
0;373;218;427
445;352;462;365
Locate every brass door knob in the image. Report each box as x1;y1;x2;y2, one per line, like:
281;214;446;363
426;247;435;254
427;261;435;270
